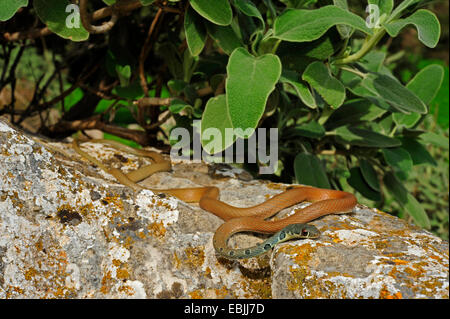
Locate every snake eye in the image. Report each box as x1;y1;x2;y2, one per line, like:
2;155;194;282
301;229;309;237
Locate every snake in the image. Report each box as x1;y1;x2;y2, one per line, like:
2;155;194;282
71;138;357;259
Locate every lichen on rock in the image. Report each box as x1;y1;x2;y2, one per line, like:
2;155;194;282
0;118;448;299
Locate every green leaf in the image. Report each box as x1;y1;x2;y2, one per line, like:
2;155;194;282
286;121;325;139
385;9;441;48
201;95;236;154
325;99;386;130
113;81;144;100
344;72;427;114
393;64;444;128
140;0;156;5
383;172;430;229
189;0;233;26
184;7;207;56
206;22;243;55
359;159;380;191
419;132;449;150
302;62;345;109
332;0;354;38
294;153;330;188
358;51;386;73
405;64;444;105
34;0;89;41
382;147;413;180
280;70;316;109
115;65;131;87
399;137;437;166
388;0;421;21
226;48;282;137
347;167;381;201
0;0;28;21
169;99;194;114
273;6;372;42
368;0;394;18
334;126;401;148
276;29;341;73
233;0;265;28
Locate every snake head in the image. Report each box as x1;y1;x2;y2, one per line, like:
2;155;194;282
285;224;320;239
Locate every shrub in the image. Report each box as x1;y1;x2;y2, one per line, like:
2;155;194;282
0;0;447;232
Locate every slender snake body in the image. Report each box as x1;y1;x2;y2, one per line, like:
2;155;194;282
71;138;357;259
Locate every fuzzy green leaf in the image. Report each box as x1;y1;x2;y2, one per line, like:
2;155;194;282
325;99;386;130
233;0;265;27
383;172;430;229
189;0;233;26
274;6;372;42
393;64;444;127
280;70;316;109
302;62;345;108
399;137;437;166
347;167;381;201
226;48;282;137
359;159;380;191
201;95;236;154
34;0;89;41
334;126;401;147
206;22;243;55
185;7;207;56
294;153;330;188
0;0;28;21
382;147;413;180
385;9;441;48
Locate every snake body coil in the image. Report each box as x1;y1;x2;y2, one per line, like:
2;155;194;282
71;138;357;259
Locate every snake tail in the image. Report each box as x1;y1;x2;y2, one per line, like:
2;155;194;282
214;223;320;259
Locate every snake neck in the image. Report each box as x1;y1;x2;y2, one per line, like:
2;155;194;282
214;228;292;260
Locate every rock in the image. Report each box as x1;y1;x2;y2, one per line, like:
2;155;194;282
0;118;448;299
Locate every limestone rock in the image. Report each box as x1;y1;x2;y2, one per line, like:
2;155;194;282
0;118;448;299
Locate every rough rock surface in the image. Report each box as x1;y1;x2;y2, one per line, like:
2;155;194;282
0;118;448;299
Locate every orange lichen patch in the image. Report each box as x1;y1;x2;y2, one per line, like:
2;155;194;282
277;242;318;266
393;259;409;265
147;221;167;238
204;266;212;278
100;270;113;294
286;265;343;299
117;284;135;295
173;252;182;269
112;259;122;267
100;195;124;209
188;289;204;299
24;268;38;281
116;266;130;281
241;277;272;299
188;287;234;299
379;286;402;299
264;182;287;190
184;246;206;269
5;286;25;298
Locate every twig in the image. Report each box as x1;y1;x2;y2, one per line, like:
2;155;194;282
134;97;174;107
79;0;119;34
147;110;172;130
50;115;155;146
139;8;164;97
